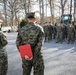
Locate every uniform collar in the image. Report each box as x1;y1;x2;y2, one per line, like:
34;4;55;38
28;22;36;25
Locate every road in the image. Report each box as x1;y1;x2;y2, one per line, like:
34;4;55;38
7;33;76;75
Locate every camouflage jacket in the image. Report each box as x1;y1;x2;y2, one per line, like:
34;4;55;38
0;31;8;56
16;22;45;57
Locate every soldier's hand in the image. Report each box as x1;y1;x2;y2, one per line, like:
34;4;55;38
25;55;33;60
29;57;33;60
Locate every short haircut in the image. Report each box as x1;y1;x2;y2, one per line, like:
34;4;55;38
26;12;40;19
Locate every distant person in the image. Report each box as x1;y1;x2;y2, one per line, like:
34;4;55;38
16;12;45;75
0;20;8;75
56;23;63;43
67;23;75;44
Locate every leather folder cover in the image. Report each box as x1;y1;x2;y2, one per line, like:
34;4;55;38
18;44;33;58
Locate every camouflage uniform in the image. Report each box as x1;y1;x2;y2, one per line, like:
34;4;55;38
74;24;76;40
62;24;67;40
56;24;63;43
0;31;8;75
52;24;57;39
67;24;75;44
48;24;53;41
43;25;49;42
16;22;45;75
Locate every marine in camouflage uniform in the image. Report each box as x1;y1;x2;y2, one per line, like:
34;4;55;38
16;12;45;75
43;23;49;42
56;23;63;43
0;31;8;75
62;23;67;40
67;23;75;44
48;23;53;41
52;23;57;39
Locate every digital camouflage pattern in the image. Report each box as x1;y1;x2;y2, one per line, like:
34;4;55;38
16;22;45;75
67;24;75;44
48;25;53;41
56;24;63;43
43;25;49;42
0;31;8;75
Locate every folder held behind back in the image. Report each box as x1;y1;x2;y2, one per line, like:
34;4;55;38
18;44;33;58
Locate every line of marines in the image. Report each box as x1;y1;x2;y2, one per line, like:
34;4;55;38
43;22;76;44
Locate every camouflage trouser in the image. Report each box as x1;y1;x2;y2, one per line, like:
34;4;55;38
48;33;52;41
45;32;49;42
0;55;8;75
67;33;74;43
22;57;44;75
56;32;63;43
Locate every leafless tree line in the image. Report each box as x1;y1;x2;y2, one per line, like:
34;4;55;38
0;0;76;26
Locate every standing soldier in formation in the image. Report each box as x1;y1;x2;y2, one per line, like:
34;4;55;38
67;23;75;44
56;23;63;43
16;12;45;75
53;23;57;39
0;20;8;75
74;22;76;40
43;22;49;42
48;22;53;41
62;23;67;41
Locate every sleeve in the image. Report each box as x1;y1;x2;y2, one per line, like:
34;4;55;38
0;33;8;47
16;32;22;50
34;27;45;57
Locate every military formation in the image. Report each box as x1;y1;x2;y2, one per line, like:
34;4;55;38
0;12;76;75
43;22;76;44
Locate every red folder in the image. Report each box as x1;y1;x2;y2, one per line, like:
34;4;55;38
18;44;33;58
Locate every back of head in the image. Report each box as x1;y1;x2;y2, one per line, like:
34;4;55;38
26;12;40;23
26;12;40;19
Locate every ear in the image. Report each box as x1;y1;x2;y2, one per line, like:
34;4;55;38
34;18;37;22
35;18;39;22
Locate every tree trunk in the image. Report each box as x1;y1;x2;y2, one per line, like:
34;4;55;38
61;0;64;15
74;0;76;22
49;0;54;23
70;0;72;15
28;0;30;13
39;0;42;23
3;0;7;26
39;0;44;25
61;0;68;15
11;5;13;26
46;0;47;17
24;0;27;17
41;0;44;25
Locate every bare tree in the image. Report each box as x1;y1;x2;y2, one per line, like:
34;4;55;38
6;0;21;26
70;0;72;15
49;0;54;23
22;0;27;17
39;0;42;23
61;0;68;15
41;0;44;24
28;0;31;13
21;0;35;18
3;0;7;26
0;0;75;25
38;0;44;25
74;0;76;22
